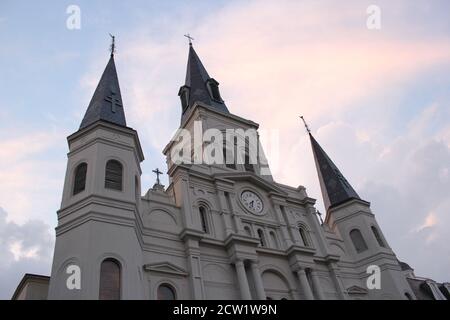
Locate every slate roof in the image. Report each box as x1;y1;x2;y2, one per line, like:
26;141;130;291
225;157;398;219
79;54;127;130
181;44;229;121
309;133;361;211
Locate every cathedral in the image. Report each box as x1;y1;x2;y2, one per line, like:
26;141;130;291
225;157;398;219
12;40;450;300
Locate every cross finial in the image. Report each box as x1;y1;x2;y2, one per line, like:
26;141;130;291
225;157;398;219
152;168;163;185
316;210;324;225
184;33;194;45
109;33;116;56
299;116;311;134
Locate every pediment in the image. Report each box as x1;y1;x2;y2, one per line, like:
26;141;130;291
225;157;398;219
143;262;188;276
346;285;368;295
213;172;287;196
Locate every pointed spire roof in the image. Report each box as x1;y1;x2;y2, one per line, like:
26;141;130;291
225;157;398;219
79;54;126;130
309;132;361;211
180;43;229;119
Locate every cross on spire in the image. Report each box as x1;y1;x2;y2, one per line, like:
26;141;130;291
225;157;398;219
152;168;163;185
184;33;194;45
299;116;311;134
104;88;122;113
109;33;116;56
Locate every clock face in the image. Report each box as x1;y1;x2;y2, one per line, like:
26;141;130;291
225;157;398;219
240;191;264;215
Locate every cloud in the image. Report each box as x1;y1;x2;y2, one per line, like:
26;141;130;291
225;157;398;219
0;130;65;224
0;207;54;299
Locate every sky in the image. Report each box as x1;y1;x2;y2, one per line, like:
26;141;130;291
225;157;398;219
0;0;449;299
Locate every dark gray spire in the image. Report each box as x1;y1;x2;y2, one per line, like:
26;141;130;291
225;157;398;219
309;133;361;211
79;54;127;130
179;44;229;120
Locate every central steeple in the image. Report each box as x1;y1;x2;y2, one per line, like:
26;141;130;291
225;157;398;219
179;42;229;122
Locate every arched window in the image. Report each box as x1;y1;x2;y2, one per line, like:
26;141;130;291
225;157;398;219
299;226;310;247
257;229;266;247
244;226;252;237
157;284;176;300
73;162;87;195
244;137;255;172
105;160;123;191
269;231;278;249
371;226;385;247
99;258;121;300
223;134;236;169
349;229;368;253
199;206;209;234
405;292;413;300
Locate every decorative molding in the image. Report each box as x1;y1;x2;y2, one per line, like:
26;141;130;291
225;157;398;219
143;262;188;277
346;285;368;295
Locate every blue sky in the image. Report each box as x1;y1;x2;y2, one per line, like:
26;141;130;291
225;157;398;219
0;0;450;299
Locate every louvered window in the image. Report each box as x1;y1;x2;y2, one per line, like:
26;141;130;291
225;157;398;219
73;163;87;195
105;160;123;191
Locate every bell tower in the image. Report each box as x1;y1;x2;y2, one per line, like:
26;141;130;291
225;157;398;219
307;128;415;299
48;44;145;299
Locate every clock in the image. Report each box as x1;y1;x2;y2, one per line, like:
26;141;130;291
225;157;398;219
240;190;264;215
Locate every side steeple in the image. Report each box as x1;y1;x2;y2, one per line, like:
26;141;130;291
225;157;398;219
178;41;229;121
302;119;361;211
79;38;126;130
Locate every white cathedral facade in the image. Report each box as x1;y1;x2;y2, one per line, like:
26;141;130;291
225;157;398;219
14;42;433;300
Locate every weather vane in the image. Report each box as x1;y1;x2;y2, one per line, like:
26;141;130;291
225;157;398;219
299;116;311;134
184;33;194;45
109;33;116;56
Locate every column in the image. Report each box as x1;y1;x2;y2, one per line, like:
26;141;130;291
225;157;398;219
235;260;252;300
296;268;314;300
310;269;325;300
217;190;233;236
185;240;205;299
226;192;244;234
250;261;266;300
273;204;293;247
328;263;347;300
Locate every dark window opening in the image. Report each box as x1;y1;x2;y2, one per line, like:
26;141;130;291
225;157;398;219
105;160;123;191
299;227;309;247
180;90;189;113
371;226;385;247
208;80;222;102
99;258;121;300
199;206;209;234
157;284;176;300
244;137;255;172
350;229;368;253
73;162;87;195
257;229;266;247
223;135;236;169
